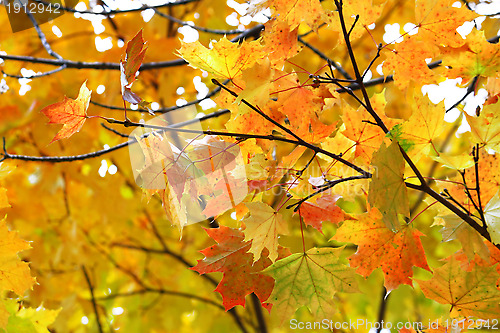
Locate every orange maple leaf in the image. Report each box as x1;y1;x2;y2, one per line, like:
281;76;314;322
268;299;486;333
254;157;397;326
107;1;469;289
41;81;91;143
333;208;430;291
298;195;345;232
177;36;265;80
121;29;148;104
191;226;290;311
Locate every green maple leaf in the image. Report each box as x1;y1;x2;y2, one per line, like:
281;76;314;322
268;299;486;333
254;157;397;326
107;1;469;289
368;140;410;231
262;247;359;323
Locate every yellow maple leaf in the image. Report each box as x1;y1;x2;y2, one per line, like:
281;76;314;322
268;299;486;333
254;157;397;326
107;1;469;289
242;202;288;262
484;190;500;244
465;100;500;153
253;0;326;31
383;38;439;90
401;95;445;159
442;30;500;84
0;217;35;296
177;37;266;80
415;0;478;48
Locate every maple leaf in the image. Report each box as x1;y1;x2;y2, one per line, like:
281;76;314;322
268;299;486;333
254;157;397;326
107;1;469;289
414;0;478;48
262;19;301;67
382;38;439;90
0;217;35;296
40;81;91;143
333;208;430;291
341;92;399;162
430;152;474;170
400;95;445;159
0;299;60;333
177;37;266;80
159;184;189;235
441;30;500;84
434;214;490;261
484;190;500;244
444;151;500;212
121;29;148;104
236;58;272;111
274;75;336;143
242;202;288;263
262;247;359;324
417;256;500;318
252;0;326;31
465;101;500;153
298;195;344;232
368;140;410;231
191;226;290;311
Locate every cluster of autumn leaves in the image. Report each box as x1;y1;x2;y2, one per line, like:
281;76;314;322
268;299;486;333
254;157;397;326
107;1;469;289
1;0;500;329
162;0;500;323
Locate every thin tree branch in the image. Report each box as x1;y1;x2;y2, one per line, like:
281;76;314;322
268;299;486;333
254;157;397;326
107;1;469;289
445;76;479;113
34;0;199;15
24;8;62;60
375;287;389;333
441;188;473;217
297;36;352;80
1;138;132;162
153;8;246;35
81;266;104;333
250;293;268;333
90;82;225;113
100;123;129;138
363;43;382;79
0;24;263;74
0;108;229;162
458;168;482;217
96;288;225;309
286;175;370;211
0;53;186;70
473;145;486;225
406;182;496;248
211;79;371;176
2;65;66;79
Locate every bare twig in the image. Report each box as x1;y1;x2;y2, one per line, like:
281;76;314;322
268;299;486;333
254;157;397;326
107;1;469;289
81;266;104;333
153;8;246;35
96;288;225;309
445;76;479;113
286;175;370;211
24;9;62;60
298;36;352;80
33;0;199;15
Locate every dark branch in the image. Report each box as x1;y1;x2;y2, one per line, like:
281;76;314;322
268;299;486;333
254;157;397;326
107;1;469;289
81;266;104;333
90;81;225;113
445;76;479;113
287;175;370;211
298;36;352;80
153;8;246;35
250;293;268;333
96;288;224;309
34;0;199;15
